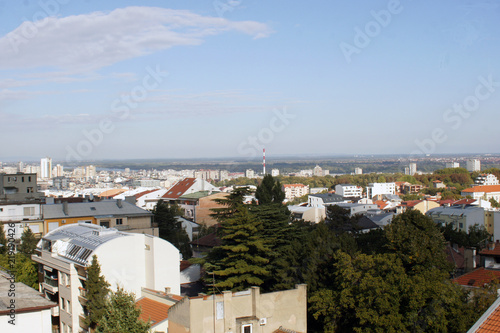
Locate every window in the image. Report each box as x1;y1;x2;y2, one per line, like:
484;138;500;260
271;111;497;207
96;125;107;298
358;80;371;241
27;187;33;193
116;218;123;225
61;297;66;311
24;207;35;216
242;324;252;333
67;300;71;314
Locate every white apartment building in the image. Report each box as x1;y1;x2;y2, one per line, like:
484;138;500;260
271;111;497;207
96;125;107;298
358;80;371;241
467;159;481;172
461;185;500;201
366;182;396;199
271;169;279;177
446;162;460;168
32;223;181;333
40;157;52;179
283;184;309;201
245;169;255;179
335;184;362;198
475;174;499;186
354;168;363;175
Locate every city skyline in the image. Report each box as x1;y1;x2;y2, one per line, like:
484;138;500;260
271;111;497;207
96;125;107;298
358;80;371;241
1;1;499;161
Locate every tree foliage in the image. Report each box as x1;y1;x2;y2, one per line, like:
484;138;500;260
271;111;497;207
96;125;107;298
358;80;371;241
255;174;285;204
0;253;38;289
153;200;192;259
204;204;270;291
19;227;37;257
97;287;150;333
85;255;110;331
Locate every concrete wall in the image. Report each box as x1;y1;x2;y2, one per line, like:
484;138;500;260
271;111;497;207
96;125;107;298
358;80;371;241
0;309;53;333
168;285;307;333
95;234;180;296
195;193;228;226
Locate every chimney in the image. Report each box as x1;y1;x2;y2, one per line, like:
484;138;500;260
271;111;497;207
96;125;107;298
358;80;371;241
164;287;170;294
63;201;68;215
117;199;122;208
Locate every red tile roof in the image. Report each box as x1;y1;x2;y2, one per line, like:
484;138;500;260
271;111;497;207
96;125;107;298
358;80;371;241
98;189;127;198
191;232;220;247
453;268;500;287
135;189;158;199
453;198;477;205
470;297;500;332
373;200;388;210
162;178;197;199
462;185;500;193
480;242;500;256
136;297;170;326
401;200;422;208
180;260;192;272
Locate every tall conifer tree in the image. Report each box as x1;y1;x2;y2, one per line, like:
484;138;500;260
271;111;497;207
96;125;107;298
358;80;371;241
85;255;110;331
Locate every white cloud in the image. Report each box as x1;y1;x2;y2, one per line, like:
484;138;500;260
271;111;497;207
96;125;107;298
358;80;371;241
0;6;272;71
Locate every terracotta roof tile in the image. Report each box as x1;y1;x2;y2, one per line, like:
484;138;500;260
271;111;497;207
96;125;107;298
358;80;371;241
480;242;500;256
98;189;127;198
476;306;500;332
453;268;500;287
162;178;197;199
135;189;158;199
191;232;220;247
462;185;500;193
136;297;170;326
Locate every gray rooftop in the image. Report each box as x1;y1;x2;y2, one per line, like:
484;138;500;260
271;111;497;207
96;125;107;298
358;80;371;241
426;206;484;217
309;193;345;203
43;200;153;219
0;273;57;314
40;223;132;265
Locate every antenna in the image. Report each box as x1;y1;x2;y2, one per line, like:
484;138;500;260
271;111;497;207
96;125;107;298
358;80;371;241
263;148;266;175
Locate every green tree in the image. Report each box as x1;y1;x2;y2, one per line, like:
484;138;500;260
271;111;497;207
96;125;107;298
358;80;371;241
310;250;473;333
0;253;39;289
97;287;150;333
204;204;270;291
84;255;110;331
153;200;192;259
0;225;6;255
19;227;37;256
490;198;500;208
385;210;452;274
255;174;285;204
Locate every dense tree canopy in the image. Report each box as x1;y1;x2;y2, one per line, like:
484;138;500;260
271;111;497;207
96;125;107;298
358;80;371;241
153;201;192;259
97;288;150;333
19;227;37;257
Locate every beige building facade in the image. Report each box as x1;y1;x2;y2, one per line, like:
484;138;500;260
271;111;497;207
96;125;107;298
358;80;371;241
168;285;307;333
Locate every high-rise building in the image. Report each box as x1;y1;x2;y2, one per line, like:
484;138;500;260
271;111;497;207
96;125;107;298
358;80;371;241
405;163;417;176
245;169;255;179
467;159;481;172
40;157;52;179
313;165;323;177
446;162;460;169
271;169;280;177
354;167;363;175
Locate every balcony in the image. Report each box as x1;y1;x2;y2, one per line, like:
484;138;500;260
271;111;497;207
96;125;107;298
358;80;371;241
78;287;88;305
42;276;58;293
51;306;59;317
79;315;89;330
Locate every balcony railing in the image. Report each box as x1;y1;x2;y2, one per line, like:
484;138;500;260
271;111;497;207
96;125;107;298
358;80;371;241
44;276;58;287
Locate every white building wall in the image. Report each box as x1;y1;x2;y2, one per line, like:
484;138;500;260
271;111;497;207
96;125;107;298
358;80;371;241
95;234;180;296
366;183;396;199
0;309;53;333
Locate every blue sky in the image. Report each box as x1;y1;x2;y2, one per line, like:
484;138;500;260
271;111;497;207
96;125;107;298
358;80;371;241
0;0;499;162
